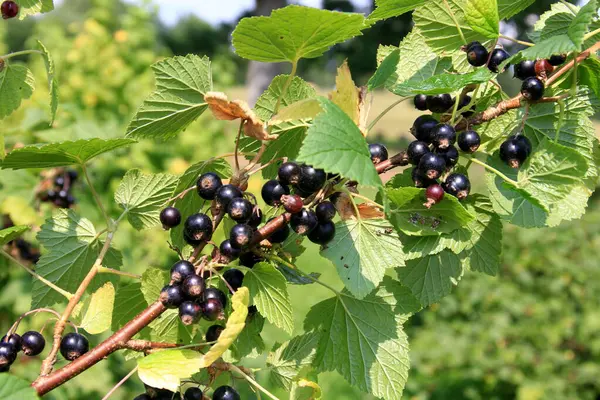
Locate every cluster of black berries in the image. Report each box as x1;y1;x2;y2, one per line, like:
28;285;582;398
1;1;18;19
2;215;40;263
134;384;239;400
0;331;45;372
38;169;78;208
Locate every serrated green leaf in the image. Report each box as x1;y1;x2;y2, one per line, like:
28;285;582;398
276;265;320;285
115;169;178;230
255;75;317;122
297;98;381;187
546;184;591;227
244;263;294;334
37;41;58;124
112;282;148;331
397;249;463;306
498;0;534;19
567;0;597;49
466;0;499;39
80;282;115;334
138;349;202;392
322;219;405;299
389;68;494;96
385;187;474;236
267;332;320;390
0;138;135;169
530;3;574;43
17;0;54;19
368;0;427;21
230;312;265;360
0;225;29;246
148;308;193;344
141;268;169;305
0;374;38;400
126;55;212;140
232;5;365;63
368;48;400;90
579;58;600;99
0;64;35;119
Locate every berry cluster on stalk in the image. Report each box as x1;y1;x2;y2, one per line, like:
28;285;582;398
2;215;41;263
37;169;78;209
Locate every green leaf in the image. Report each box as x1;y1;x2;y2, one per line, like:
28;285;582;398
531;3;574;43
0;64;35;119
579;58;600;99
368;0;427;21
230;312;265;360
388;68;494;96
148;309;192;344
37;41;58;124
385;187;474;236
397;250;463;306
126;55;212;140
297;98;381;187
322;219;405;299
267;332;320;390
255;75;317;122
244;262;294;334
567;0;597;49
0;225;29;246
232;5;365;63
80;282;115;334
0;374;38;400
304;278;419;400
17;0;54;19
138;349;202;392
546;184;591;227
0;138;135;169
112;282;148;331
276;265;320;285
465;0;499;38
498;0;534;19
368;48;400;90
141;268;170;305
115;169;179;230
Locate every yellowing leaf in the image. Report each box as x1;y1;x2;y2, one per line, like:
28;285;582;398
138;349;202;392
329;61;360;126
270;98;322;125
80;282;115;334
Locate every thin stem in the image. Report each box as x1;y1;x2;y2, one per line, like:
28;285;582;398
97;266;141;279
555;99;566;142
367;97;409;132
0;250;73;299
265;253;341;296
164;185;197;207
340;187;361;220
228;364;279;400
82;164;110;226
243;143;267;172
499;34;534;47
272;61;298;117
450;95;461;125
465;156;518;186
584;27;600;41
101;366;138;400
571;54;578;96
0;49;44;60
248;157;286;176
348;192;384;210
233;120;244;172
443;0;467;44
5;308;63;338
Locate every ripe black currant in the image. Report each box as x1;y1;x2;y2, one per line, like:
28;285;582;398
54;175;65;187
21;331;45;356
315;201;336;222
182;274;205;299
0;342;17;367
513;59;536;80
500;136;531;168
205;325;224;343
1;333;21;349
511;134;532;157
220;239;241;262
281;194;304;214
170;260;195;283
160;285;185;308
413;94;428;111
436;145;459;169
267;218;290;243
54;190;70;208
160;207;181;229
466;43;489;67
202;298;224;321
278;162;301;186
197;172;223;200
213;385;241;400
521;77;545;101
261;179;289;206
179;301;201;325
368;143;389;164
224;268;245;291
68;170;78;182
184;387;203;400
411;168;437;188
488;48;510;73
203;287;227;308
229;224;253;248
239;251;262;268
215;184;242;209
184;213;213;245
457;130;481;153
247;206;263;228
426;93;453;113
548;54;567;66
154;389;181;400
290;208;318;235
432;124;456;149
411;115;438;143
248;305;258;316
418;153;446;180
59;332;89;361
1;1;19;19
407;140;431;165
424;183;445;208
133;394;152;400
298;165;327;194
227;197;253;222
442;173;471;200
308;221;336;245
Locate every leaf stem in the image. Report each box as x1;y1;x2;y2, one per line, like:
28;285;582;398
0;49;44;60
96;266;141;279
443;0;467;44
464;156;518;186
583;27;600;41
5;308;64;338
233;120;244;172
82;164;110;226
348;192;384;209
101;366;138;400
367;97;410;132
265;253;341;296
450;95;461;125
228;364;279;400
499;34;534;47
272;61;298;117
570;53;578;96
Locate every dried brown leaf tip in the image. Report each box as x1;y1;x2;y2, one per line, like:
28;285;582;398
357;203;384;219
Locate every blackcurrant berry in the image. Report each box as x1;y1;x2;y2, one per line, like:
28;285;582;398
511;134;532;157
182;274;205;299
442;173;471;200
521;77;544;101
290;208;318;235
307;221;336;245
59;333;89;361
267;218;290;243
184;213;213;245
229;224;253;248
203;287;227;308
54;190;70;208
202;298;224;321
548;54;567;66
1;333;21;349
215;184;242;208
160;207;181;229
179;301;201;325
0;342;17;367
160;285;185;308
239;252;262;268
457;130;481;153
1;1;19;19
133;394;152;400
535;59;553;76
436;145;459;169
407;140;431;165
261;179;289;206
432;124;456;149
413;94;428;111
298;165;327;194
500;137;530;168
227;197;253;222
418;153;446;180
411;115;438;143
54;175;65;188
424;184;445;208
315;201;336;222
68;170;78;182
224;268;244;291
170;260;195;284
46;189;57;201
426;93;453;113
411;168;437;188
466;43;489;67
281;194;304;214
278;162;301;186
513;59;536;80
155;389;181;400
184;387;203;400
220;239;241;262
21;331;45;356
213;385;241;400
197;172;223;200
368;143;389;164
205;325;224;343
488;48;510;73
247;206;263;228
248;305;258;316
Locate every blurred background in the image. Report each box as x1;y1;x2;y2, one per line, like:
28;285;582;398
1;0;600;399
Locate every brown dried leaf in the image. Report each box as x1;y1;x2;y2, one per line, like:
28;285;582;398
357;203;384;219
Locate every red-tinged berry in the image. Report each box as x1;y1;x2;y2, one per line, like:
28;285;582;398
513;60;536;80
407;140;431;165
488;48;510;73
227;197;253;222
203;287;227;308
230;224;253;248
424;184;445;208
202;298;224;321
59;333;89;361
426;93;453;113
21;331;45;356
219;239;241;262
205;325;224;343
535;59;554;76
170;260;195;284
457;130;481;153
315;201;336;222
261;180;289;206
298;165;326;194
160;285;185;308
214;184;242;208
247;206;263;228
308;221;336;245
182;274;205;299
281;194;304;214
267;218;290;243
466;43;489;67
432;123;456;149
548;54;567;66
0;342;17;368
411;115;438;143
413;94;428;111
418;153;446;180
223;268;244;292
213;385;241;400
442;173;471;200
1;1;19;19
197;172;222;200
368;143;389;164
179;301;201;325
160;207;181;229
290;208;318;235
521;77;544;101
184;213;213;246
436;145;459;169
278;162;301;186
